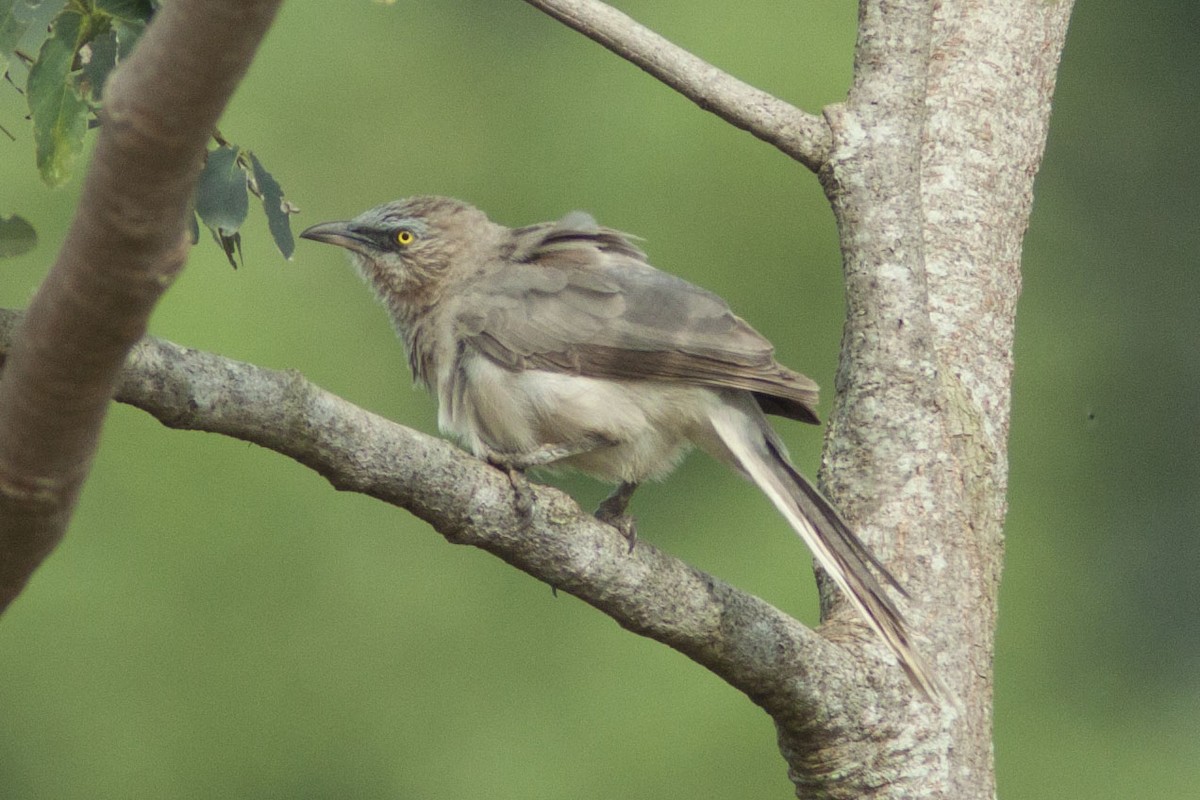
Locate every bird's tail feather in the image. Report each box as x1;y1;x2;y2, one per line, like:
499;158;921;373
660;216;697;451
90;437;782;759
707;405;946;703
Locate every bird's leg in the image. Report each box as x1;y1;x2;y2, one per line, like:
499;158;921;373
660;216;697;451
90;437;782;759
485;455;537;519
595;481;640;552
486;433;618;519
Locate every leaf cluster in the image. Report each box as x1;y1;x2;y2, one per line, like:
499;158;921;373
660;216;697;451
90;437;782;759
193;141;297;267
1;0;296;263
10;0;154;186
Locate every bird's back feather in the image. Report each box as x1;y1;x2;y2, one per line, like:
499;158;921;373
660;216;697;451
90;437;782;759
456;214;821;422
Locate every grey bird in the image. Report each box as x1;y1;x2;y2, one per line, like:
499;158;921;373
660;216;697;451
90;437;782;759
300;196;939;700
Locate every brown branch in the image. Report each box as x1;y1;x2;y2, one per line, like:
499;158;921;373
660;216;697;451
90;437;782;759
0;308;888;732
0;0;283;613
521;0;830;171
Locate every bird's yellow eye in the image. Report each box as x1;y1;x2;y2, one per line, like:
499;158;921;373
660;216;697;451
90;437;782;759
395;229;415;247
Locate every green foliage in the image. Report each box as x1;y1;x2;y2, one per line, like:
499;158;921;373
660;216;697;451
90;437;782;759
0;213;36;257
195;145;250;269
22;1;154;186
195;143;297;267
94;0;150;59
0;0;40;75
6;0;293;264
94;0;152;19
25;7;88;186
248;152;295;259
78;26;115;93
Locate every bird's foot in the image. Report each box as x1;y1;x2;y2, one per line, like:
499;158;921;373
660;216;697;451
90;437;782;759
595;481;640;552
595;507;638;552
486;454;536;520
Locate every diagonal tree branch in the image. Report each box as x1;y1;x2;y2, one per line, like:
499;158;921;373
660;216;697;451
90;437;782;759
0;0;283;613
521;0;830;171
0;308;892;735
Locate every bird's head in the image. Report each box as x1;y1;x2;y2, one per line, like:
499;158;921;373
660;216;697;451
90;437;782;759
300;196;496;304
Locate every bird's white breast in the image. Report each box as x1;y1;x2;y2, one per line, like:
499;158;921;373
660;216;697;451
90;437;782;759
438;352;718;483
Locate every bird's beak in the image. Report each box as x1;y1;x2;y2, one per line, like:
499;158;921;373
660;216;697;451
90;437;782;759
299;220;373;255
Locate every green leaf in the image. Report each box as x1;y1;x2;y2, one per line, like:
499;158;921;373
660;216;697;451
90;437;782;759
2;0;46;77
26;8;89;186
78;6;148;100
1;0;30;58
94;0;153;24
111;17;143;59
248;152;295;260
0;213;37;258
195;145;250;267
195;145;249;236
3;2;68;82
1;0;28;74
79;26;116;101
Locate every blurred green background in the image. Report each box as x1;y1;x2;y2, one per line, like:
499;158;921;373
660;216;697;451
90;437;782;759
2;1;1196;798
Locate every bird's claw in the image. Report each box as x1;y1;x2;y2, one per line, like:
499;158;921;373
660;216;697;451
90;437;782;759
487;455;535;520
596;509;638;552
594;481;640;552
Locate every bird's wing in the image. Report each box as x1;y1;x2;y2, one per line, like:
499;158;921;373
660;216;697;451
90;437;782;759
452;213;820;423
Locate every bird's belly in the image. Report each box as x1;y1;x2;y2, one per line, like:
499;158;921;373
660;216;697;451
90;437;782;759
440;356;711;483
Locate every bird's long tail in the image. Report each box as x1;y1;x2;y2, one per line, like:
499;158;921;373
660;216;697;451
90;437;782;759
707;401;945;703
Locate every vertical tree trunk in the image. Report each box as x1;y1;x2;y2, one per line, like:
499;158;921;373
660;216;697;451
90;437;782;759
794;0;1073;796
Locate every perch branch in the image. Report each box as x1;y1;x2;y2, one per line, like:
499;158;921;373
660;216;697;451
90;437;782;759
0;309;889;732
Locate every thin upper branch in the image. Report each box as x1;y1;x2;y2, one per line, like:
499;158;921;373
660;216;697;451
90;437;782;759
0;0;283;613
521;0;830;171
